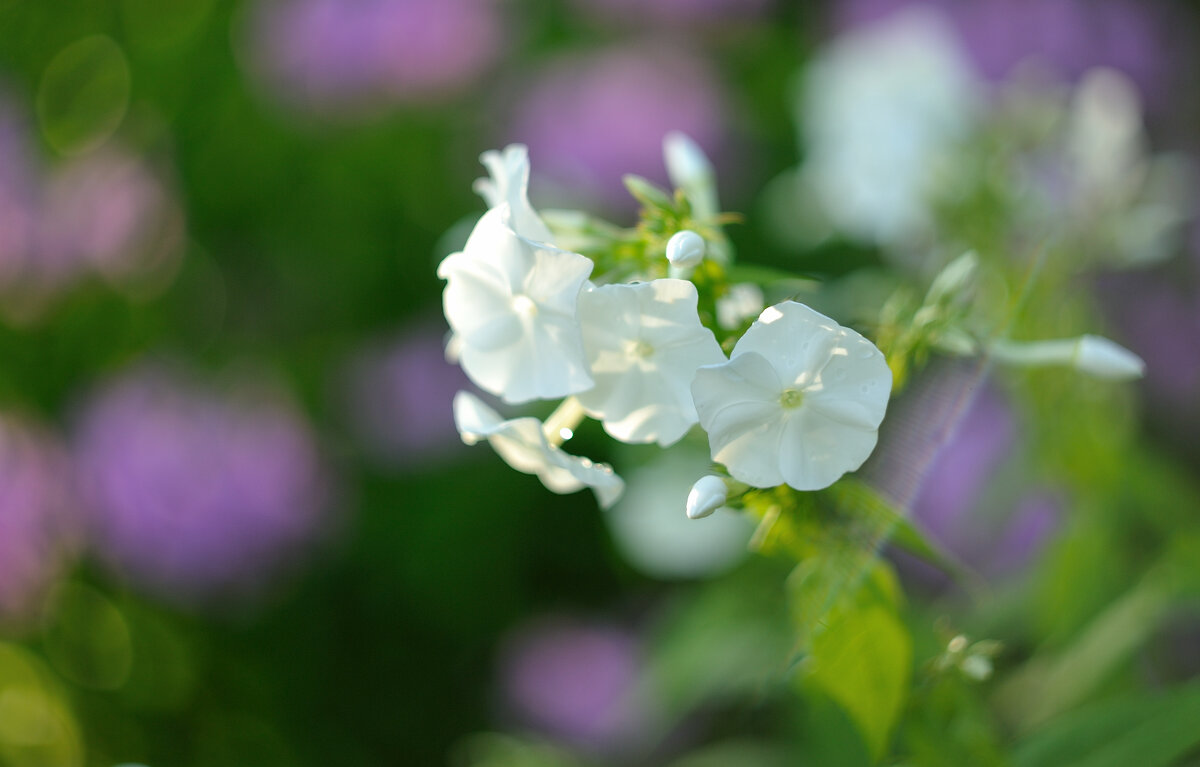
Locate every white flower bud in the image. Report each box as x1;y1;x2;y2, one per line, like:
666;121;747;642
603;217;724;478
666;230;706;269
990;335;1144;381
686;475;729;519
664;132;713;193
1072;335;1145;381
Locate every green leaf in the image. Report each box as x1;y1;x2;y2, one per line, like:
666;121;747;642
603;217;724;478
623;174;674;211
1012;683;1200;767
804;600;912;762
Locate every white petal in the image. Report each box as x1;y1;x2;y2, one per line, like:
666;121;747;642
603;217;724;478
452;392;624;508
777;407;879;491
732;302;844;384
472;145;554;243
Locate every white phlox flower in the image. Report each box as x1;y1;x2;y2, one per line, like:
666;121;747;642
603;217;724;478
691;301;892;491
576;279;725;447
472;144;554;243
438;205;594;404
453;391;624;508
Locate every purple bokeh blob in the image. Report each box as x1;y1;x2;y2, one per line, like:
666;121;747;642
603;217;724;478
248;0;504;112
510;47;729;213
73;366;329;603
0;415;79;623
344;324;472;466
833;0;1177;107
497;617;648;750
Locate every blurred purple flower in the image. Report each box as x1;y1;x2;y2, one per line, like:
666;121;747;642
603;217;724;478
497;617;649;750
73;366;329;603
0;415;79;624
570;0;772;26
0;98;183;321
907;384;1060;581
247;0;504;112
343;325;472;466
510;47;729;212
38;149;184;293
833;0;1176;107
1098;268;1200;428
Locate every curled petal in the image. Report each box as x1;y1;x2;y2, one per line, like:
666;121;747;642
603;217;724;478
453;392;624;508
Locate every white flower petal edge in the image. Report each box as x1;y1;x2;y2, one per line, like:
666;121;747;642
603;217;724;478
691;301;892;491
576;279;726;447
471;144;554;244
438;205;594;404
453;391;624;509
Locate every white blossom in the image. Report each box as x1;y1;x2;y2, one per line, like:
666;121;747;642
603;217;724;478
692;301;892;491
472;144;554;243
438;206;594;403
686;475;729;520
453;391;624;508
576;279;725;447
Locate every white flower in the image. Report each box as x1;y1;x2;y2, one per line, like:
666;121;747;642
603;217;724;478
472;144;554;243
453;391;624;508
576;279;725;447
691;301;892;491
438;206;594;403
686;475;728;520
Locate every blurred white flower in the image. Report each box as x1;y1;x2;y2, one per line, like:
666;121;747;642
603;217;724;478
799;6;978;246
453;391;624;508
606;445;752;579
715;283;764;330
472;144;554;243
576;279;725;447
438;205;594;403
692;301;892;490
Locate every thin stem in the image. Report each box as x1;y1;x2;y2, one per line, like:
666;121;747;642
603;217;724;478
542;396;588;447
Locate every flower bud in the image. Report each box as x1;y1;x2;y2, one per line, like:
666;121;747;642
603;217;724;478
990;335;1144;381
664;132;713;193
666;230;706;269
1072;335;1145;380
686;475;728;519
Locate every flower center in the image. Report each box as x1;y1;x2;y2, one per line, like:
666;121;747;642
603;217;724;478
626;339;654;358
511;294;538;318
779;388;805;409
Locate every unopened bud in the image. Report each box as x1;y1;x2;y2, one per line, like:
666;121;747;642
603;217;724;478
990;335;1144;381
666;230;706;268
1072;335;1144;380
686;475;728;519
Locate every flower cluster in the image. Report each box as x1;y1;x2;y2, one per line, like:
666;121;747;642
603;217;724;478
439;140;895;512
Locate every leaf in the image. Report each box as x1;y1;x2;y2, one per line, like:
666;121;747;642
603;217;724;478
1012;683;1200;767
804;600;912;762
